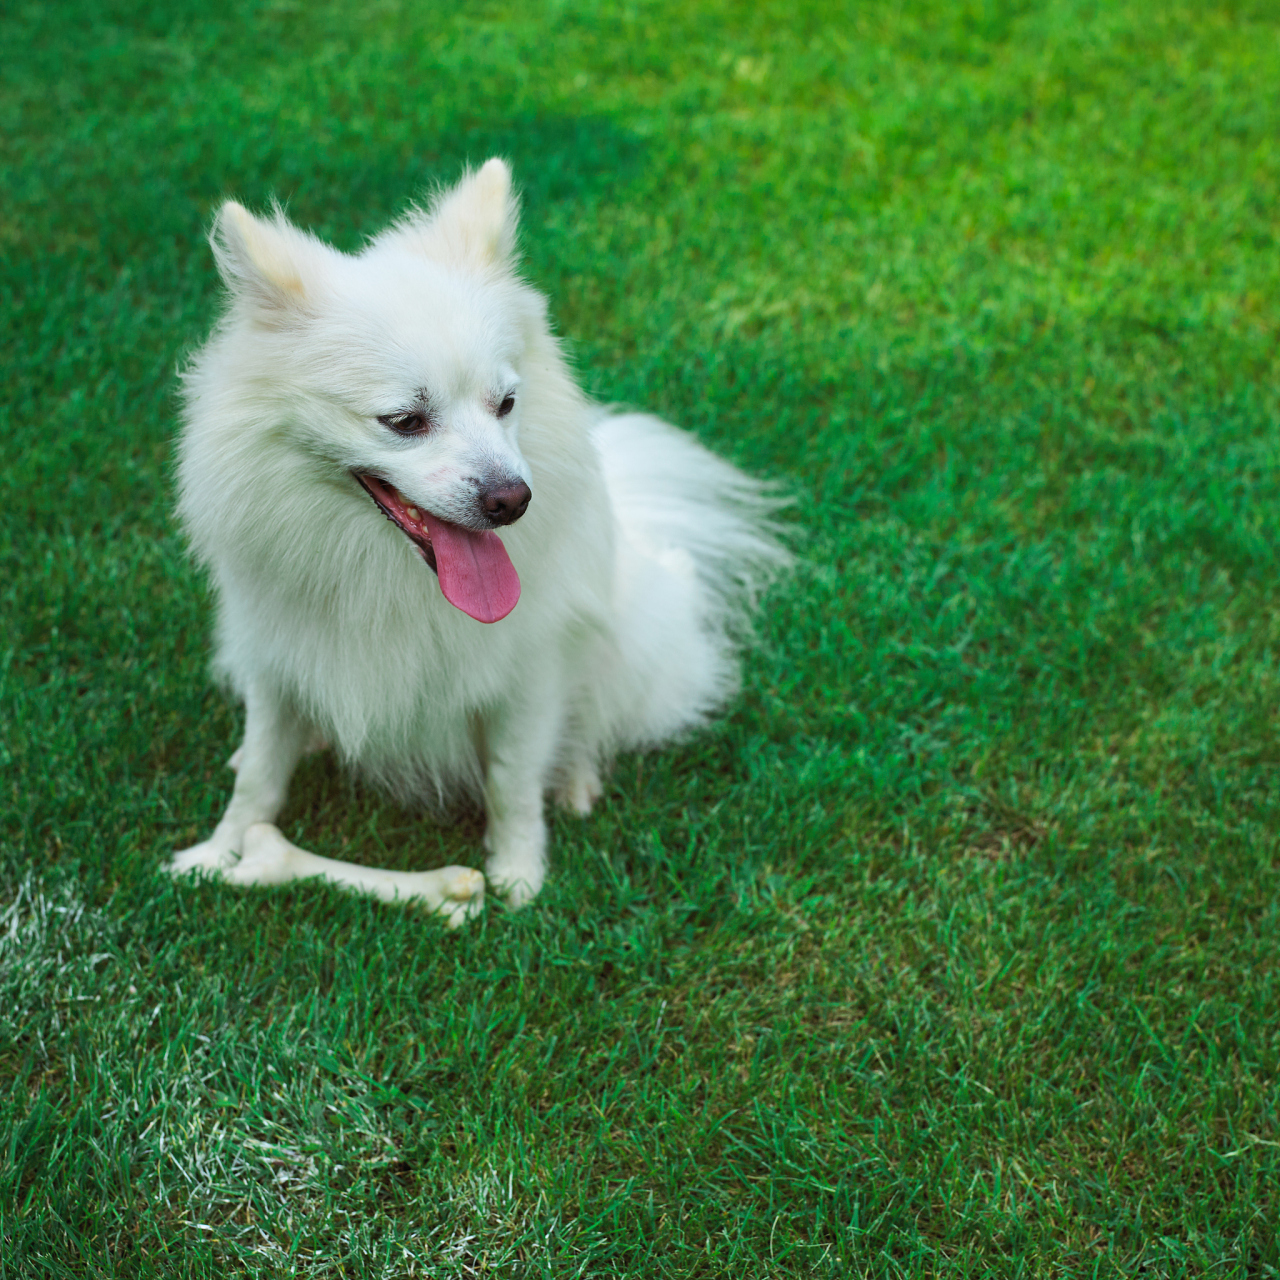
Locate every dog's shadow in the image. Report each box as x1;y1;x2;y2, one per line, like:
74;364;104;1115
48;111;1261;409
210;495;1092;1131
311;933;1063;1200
281;750;486;875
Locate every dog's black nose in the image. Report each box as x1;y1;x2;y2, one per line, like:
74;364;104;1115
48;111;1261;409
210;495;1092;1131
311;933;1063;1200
479;481;531;526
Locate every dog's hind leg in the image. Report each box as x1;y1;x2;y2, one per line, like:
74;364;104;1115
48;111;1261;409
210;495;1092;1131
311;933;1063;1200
170;681;310;876
223;824;485;928
553;754;602;816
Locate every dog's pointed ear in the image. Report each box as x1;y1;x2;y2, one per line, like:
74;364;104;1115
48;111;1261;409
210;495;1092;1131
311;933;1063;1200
211;201;320;317
385;159;519;272
436;158;518;267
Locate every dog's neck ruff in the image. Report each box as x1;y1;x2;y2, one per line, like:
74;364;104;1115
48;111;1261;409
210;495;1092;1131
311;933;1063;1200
354;473;521;623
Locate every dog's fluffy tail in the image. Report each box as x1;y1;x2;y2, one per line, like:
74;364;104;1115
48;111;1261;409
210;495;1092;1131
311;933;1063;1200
586;412;792;752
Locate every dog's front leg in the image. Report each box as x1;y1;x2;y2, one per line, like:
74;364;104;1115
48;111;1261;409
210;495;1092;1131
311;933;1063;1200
218;824;485;928
482;683;565;908
170;681;309;875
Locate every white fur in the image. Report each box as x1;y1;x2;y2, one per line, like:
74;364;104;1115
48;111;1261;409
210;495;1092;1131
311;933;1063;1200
169;159;789;916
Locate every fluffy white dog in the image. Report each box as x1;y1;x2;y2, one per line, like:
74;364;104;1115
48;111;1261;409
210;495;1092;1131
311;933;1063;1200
170;159;788;922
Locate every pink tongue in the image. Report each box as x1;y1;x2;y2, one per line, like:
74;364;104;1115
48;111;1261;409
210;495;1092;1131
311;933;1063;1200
423;513;521;623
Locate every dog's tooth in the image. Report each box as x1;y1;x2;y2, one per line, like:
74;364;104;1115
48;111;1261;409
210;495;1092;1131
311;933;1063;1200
406;506;420;521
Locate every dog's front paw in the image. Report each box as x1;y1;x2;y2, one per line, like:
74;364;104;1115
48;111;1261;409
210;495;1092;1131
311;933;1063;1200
484;820;547;908
428;867;487;928
222;823;298;887
485;855;544;909
169;839;239;876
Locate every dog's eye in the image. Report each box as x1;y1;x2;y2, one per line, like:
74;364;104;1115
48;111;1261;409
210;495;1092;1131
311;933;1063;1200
378;411;429;436
496;394;515;419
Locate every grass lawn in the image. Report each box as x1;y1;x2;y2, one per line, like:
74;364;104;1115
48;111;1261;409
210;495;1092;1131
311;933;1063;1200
4;0;1280;1274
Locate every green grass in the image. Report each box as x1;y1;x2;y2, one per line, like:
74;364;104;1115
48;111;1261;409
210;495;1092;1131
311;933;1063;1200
3;0;1280;1274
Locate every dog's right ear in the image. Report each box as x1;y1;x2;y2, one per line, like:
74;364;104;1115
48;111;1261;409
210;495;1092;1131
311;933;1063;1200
211;202;322;320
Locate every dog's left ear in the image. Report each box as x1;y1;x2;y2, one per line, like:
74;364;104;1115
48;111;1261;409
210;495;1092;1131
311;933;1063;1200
384;158;519;272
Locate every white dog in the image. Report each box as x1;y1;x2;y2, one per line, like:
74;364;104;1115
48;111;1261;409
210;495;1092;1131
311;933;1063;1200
170;159;788;922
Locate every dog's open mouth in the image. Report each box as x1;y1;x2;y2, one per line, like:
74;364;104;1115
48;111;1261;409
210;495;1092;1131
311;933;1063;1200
355;473;521;624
